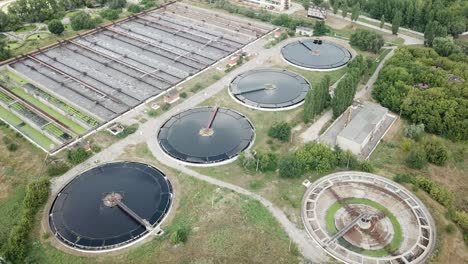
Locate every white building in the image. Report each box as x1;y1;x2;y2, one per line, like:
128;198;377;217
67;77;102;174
239;0;290;11
296;26;313;36
336;103;388;155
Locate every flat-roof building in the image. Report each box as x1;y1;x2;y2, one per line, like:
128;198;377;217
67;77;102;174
237;0;290;11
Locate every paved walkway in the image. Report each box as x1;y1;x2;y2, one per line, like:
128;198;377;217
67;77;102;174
51;34;329;262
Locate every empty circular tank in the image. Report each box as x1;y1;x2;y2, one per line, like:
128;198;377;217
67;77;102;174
229;69;311;110
281;39;352;71
157;107;255;166
49;162;173;252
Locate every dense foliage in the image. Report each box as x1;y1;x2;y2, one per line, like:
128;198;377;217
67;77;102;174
331;55;368;117
405;147;427;169
3;178;50;262
372;46;468;140
349;29;384;53
313;21;329;36
99;8;121;20
268;122;291;142
70;11;99;30
67;147;92;164
238;151;278;173
422;137;449;166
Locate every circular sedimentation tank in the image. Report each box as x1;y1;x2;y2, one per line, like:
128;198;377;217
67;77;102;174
281;39;352;71
302;172;436;264
158;106;255;166
49;162;173;252
229;69;311;110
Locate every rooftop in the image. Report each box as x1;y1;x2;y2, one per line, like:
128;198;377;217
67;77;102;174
338;103;388;145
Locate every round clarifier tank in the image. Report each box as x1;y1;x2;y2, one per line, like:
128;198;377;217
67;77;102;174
229;68;311;110
49;162;173;252
157;106;255;166
281;39;352;71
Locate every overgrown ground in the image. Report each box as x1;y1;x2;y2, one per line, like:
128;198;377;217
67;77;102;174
24;143;301;263
369;119;468;263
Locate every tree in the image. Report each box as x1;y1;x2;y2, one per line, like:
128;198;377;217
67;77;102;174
127;3;141;13
351;4;360;21
449;19;466;38
268;122;291;142
99;8;120;20
432;37;459;57
48;19;64;35
303;75;330;122
379;15;385;28
0;40;11;61
342;5;348;18
425;21;447;47
0;10;10;31
404;123;424;141
350;29;384;53
313;20;329;36
391;10;402;35
279;154;305;178
302;0;310;10
108;0;126;9
332;2;339;14
423;137;448;166
405;147;427;169
70;11;97;30
8;0;61;23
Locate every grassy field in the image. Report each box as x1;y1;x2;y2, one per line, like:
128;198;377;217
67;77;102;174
325;198;402;257
23;143;302;263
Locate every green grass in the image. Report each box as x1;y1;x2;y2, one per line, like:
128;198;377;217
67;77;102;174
0;104;23;125
0;186;26;247
15;25;36;33
325;198;403;257
26;33;51;41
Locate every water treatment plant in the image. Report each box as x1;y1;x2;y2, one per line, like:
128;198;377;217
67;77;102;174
3;0;463;263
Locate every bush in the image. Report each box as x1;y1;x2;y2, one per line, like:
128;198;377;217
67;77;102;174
413;176;454;207
445;224;456;234
4;178;50;262
404;123;425;141
170;225;190;244
238;151;278;172
212;74;221;81
295;143;337;173
47;162;70;176
191;83;203;93
161;103;171;111
108;0;126;9
405;147;427;169
6;142;17;151
91;144;102;153
70;11;97;30
127;4;141;13
423;137;448;166
117;123;139;139
67;147;92;164
313;21;329;36
279;154;305;178
99;9;120;20
393;173;413;184
180;92;187;98
268;122;291;142
48;19;64;35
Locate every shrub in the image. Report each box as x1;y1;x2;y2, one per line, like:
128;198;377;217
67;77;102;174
404;123;425;141
349;29;384;53
313;21;329;36
91;144;102;153
47;162;70;176
161;103;171;111
180;92;187;98
295;143;337;173
99;9;120;20
108;0;126;9
48;19;64;35
127;4;141;13
191;83;203;93
400;137;414;152
405;147;427;169
393;173;413;184
70;11;97;30
257;152;278;172
117;124;139;139
445;224;456;234
423;137;448;166
358;160;374;172
6;142;17;151
212;74;221;81
67;147;92;164
413;176;454;207
268;122;291;142
170;225;190;244
452;211;468;231
279;154;305;178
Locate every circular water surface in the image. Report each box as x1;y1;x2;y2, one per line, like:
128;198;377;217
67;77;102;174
158;107;255;165
49;162;173;252
229;69;311;110
281;39;352;70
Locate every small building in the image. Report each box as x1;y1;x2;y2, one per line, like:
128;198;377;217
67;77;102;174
107;122;124;136
227;55;240;67
296;26;313;36
237;0;290;11
337;104;388;155
308;5;327;20
164;89;180;104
